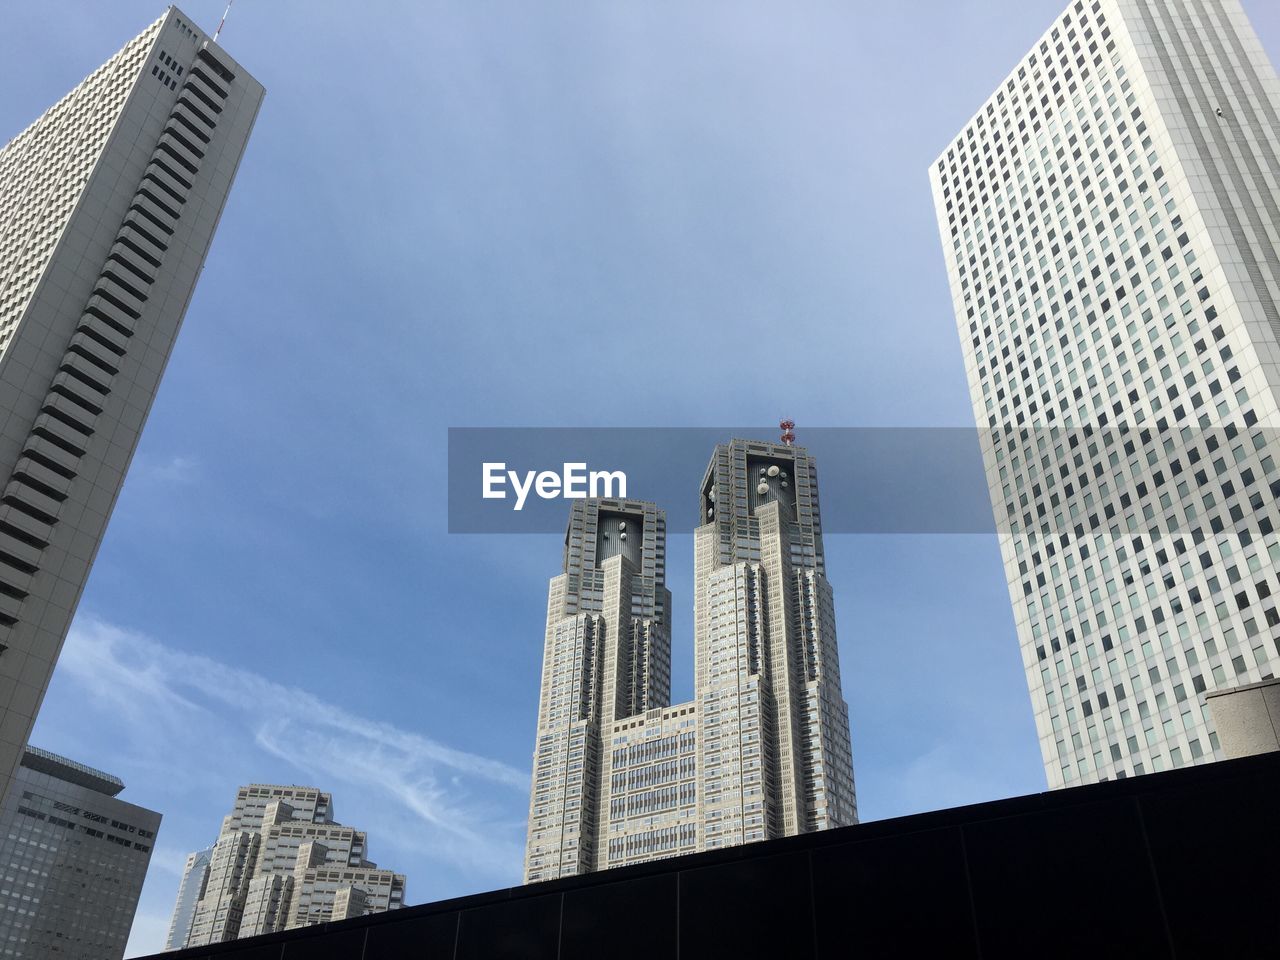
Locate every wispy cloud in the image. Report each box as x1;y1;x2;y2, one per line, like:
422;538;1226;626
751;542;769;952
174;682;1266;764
148;844;196;878
58;617;529;880
130;454;200;486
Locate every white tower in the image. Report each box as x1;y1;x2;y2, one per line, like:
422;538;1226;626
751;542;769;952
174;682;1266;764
931;0;1280;787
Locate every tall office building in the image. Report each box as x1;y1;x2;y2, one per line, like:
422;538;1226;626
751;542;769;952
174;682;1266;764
0;745;160;959
164;846;213;951
930;0;1280;788
524;438;856;882
167;784;406;947
694;439;857;845
0;9;262;806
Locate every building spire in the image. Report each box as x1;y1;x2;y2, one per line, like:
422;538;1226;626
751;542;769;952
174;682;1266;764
780;418;796;445
213;0;235;42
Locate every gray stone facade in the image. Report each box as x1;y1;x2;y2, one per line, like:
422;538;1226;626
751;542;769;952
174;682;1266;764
525;439;857;882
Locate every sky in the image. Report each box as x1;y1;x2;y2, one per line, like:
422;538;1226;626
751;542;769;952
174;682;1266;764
2;0;1280;955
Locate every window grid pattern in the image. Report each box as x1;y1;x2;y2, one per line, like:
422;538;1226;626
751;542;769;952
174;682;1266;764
175;785;404;948
0;16;163;358
525;499;670;882
0;748;158;959
526;442;857;882
0;5;264;813
930;0;1280;788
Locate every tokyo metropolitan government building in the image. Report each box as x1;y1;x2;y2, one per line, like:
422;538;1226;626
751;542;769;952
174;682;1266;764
524;438;857;881
931;0;1280;788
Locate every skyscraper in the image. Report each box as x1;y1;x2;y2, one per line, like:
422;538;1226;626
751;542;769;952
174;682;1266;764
0;745;160;959
168;784;406;947
0;8;262;806
930;0;1280;788
524;438;856;882
164;846;213;952
695;438;857;844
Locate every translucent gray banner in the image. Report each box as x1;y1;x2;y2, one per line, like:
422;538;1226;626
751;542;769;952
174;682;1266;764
446;427;968;534
448;424;1280;537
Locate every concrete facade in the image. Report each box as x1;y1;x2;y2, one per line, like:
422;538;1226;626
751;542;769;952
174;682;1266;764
1205;676;1280;756
0;746;159;959
167;785;406;948
524;440;857;882
0;7;263;807
931;0;1280;787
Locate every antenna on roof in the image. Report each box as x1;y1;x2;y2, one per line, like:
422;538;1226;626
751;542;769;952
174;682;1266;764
780;418;796;446
213;0;235;42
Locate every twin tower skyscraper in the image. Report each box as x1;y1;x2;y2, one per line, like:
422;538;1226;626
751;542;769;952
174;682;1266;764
523;437;858;881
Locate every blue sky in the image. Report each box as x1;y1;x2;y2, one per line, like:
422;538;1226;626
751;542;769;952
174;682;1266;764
3;1;1279;954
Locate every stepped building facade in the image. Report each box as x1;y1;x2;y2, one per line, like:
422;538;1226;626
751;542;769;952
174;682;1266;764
524;438;857;882
165;784;406;947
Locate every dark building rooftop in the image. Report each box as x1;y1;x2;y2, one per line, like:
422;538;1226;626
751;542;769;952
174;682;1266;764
146;751;1280;959
20;744;125;797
